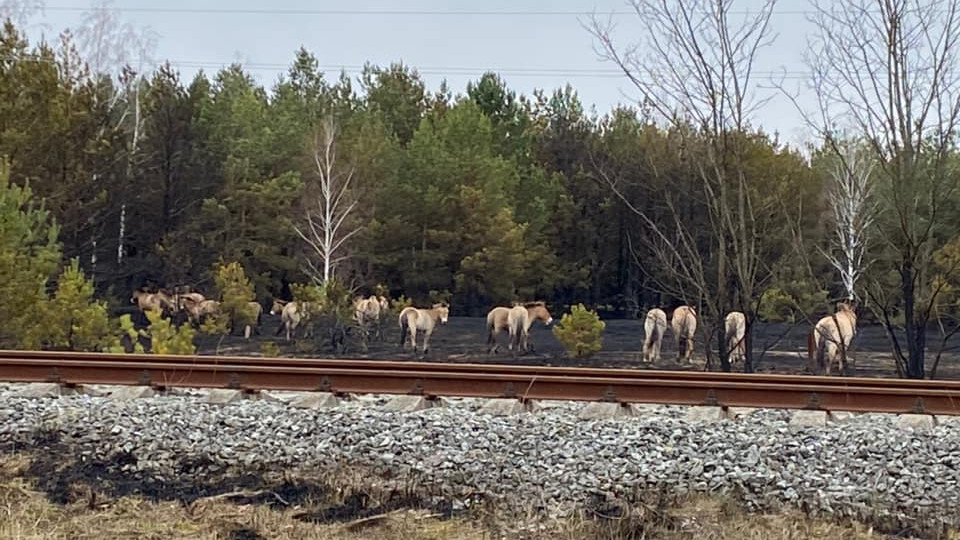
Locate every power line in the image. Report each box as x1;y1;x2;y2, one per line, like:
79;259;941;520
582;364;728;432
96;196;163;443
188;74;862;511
1;54;814;79
166;60;814;79
43;6;815;16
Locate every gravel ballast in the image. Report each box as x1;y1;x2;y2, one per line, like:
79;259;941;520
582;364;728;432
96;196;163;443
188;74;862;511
0;385;958;530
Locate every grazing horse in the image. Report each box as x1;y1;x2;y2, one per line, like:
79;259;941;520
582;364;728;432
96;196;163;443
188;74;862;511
642;308;668;363
671;305;698;363
809;302;858;375
486;301;554;355
725;311;747;365
399;303;449;355
271;299;311;342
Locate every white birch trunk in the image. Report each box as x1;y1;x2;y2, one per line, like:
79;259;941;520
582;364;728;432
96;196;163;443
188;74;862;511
294;117;362;285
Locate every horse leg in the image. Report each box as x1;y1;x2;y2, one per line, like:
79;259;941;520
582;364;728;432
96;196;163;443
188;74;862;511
422;328;433;356
487;323;498;355
409;325;418;353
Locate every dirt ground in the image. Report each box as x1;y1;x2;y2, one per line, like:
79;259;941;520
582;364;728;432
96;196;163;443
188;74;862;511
179;311;960;380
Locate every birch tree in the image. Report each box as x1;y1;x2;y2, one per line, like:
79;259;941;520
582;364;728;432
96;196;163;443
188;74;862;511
804;0;960;379
587;0;785;372
295;117;362;284
73;0;157;273
822;143;877;302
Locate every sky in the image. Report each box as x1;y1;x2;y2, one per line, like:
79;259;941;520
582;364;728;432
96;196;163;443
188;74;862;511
16;0;821;148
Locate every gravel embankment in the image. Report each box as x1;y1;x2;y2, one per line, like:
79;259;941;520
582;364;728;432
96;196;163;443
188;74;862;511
0;384;958;529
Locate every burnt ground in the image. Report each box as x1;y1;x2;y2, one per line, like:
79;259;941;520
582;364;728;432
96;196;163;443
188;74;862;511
175;311;960;380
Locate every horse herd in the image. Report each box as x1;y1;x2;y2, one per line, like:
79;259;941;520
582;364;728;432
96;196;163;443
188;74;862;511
130;287;858;374
640;302;857;374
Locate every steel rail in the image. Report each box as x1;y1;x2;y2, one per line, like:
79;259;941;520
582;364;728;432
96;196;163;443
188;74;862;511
1;350;957;391
1;355;958;415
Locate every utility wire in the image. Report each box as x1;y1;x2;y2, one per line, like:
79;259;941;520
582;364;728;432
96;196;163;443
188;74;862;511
42;6;815;16
2;54;814;79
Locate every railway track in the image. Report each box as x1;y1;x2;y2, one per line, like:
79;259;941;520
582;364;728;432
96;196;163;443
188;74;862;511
0;350;958;415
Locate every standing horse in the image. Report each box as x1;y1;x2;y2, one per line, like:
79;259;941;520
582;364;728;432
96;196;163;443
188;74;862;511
243;301;263;340
671;305;697;363
354;295;383;340
725;311;747;365
808;302;858;375
399;303;449;355
131;290;176;313
177;292;208;324
642;308;668;363
486;301;553;354
271;299;311;342
131;290;177;325
515;301;553;354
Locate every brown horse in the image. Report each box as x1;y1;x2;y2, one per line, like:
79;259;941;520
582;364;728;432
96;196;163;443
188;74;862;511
725;311;746;365
399;303;449;355
486;301;553;354
642;308;668;363
808;302;858;375
671;305;697;363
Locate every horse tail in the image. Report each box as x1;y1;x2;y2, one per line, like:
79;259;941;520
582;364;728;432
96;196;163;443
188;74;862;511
486;315;497;346
817;326;831;374
644;322;660;351
806;327;815;373
512;312;525;350
399;311;409;347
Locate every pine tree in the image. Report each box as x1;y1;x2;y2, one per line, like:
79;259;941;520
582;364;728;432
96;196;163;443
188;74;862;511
0;160;62;348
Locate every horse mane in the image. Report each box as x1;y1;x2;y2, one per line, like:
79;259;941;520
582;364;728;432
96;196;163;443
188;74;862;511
523;301;545;308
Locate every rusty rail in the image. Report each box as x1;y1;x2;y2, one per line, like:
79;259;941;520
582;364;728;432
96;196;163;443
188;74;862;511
1;350;956;390
0;351;959;415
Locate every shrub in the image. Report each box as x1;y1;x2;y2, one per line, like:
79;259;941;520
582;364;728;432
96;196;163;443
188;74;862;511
390;294;413;316
0;160;61;348
552;304;605;358
758;287;796;323
291;279;355;351
260;342;280;357
213;261;258;331
22;259;117;351
759;282;829;322
112;314;145;353
143;308;196;355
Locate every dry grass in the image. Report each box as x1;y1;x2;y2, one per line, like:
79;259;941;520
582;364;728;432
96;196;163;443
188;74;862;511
0;454;946;540
0;481;485;540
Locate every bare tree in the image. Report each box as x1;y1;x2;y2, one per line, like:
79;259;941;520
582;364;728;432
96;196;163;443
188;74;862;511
72;0;157;272
295;117;363;284
0;0;44;29
586;0;782;372
822;143;877;302
803;0;960;379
